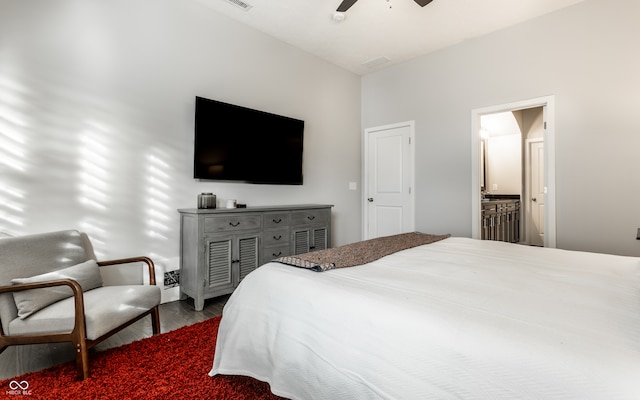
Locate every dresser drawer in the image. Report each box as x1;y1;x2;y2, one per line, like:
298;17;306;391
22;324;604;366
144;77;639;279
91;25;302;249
290;209;330;226
263;212;290;229
261;244;290;265
263;228;290;246
204;215;262;233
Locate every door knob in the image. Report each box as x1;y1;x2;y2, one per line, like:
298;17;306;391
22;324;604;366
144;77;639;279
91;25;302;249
532;197;537;202
367;198;374;202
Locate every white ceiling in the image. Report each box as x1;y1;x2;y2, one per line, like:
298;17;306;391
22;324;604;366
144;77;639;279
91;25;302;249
481;112;520;137
195;0;583;75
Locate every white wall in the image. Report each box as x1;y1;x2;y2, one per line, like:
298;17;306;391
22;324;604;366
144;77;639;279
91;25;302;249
486;134;521;195
0;0;362;286
517;108;544;140
362;0;640;256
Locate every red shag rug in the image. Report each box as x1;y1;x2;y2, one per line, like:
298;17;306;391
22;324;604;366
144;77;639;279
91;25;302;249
0;316;284;399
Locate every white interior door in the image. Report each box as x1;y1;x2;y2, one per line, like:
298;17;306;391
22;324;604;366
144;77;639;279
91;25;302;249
528;140;545;246
364;121;415;239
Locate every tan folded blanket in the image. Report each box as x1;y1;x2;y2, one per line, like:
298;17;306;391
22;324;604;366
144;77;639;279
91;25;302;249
274;232;450;272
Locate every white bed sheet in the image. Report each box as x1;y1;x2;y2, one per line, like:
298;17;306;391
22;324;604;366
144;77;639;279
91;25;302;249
210;237;640;399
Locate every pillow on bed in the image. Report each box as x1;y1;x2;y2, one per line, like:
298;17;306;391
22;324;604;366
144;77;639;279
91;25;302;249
11;260;103;319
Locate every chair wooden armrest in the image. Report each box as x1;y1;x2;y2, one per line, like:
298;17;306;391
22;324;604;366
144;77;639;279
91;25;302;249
97;256;157;285
95;256;161;340
0;279;88;355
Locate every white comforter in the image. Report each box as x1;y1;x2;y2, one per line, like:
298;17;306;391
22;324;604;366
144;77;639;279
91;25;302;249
210;237;640;399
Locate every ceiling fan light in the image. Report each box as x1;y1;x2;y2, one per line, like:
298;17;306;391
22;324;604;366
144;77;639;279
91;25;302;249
332;11;346;22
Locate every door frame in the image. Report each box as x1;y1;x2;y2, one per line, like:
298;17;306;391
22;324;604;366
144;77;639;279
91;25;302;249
471;96;556;248
363;121;416;240
524;138;544;245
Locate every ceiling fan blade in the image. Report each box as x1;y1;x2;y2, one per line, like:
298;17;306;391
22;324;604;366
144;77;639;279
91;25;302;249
336;0;358;12
413;0;433;6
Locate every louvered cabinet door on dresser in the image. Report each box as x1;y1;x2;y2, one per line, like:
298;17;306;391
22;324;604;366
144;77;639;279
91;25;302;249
292;227;329;254
179;204;332;311
291;208;330;254
204;237;233;295
204;233;259;306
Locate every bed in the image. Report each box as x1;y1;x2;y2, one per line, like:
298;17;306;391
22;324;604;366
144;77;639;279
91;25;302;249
209;235;640;399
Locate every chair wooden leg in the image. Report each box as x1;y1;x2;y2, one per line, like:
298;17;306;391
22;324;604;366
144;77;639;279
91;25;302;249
74;340;90;380
151;306;161;335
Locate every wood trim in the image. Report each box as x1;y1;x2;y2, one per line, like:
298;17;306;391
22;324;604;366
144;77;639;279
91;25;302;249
98;256;157;285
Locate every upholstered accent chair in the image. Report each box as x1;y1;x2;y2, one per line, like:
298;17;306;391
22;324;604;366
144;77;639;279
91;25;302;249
0;230;161;380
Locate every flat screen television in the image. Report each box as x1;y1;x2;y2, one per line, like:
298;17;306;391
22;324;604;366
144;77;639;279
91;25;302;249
193;96;304;185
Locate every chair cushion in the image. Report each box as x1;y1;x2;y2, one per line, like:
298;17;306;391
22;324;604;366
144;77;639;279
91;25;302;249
7;285;161;340
11;260;104;319
0;230;91;334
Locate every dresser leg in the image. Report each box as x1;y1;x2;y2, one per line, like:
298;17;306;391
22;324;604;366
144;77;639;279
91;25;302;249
195;297;204;311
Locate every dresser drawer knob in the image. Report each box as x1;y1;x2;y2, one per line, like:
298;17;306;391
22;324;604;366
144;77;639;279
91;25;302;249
307;216;315;221
229;221;241;227
273;235;282;240
272;218;282;223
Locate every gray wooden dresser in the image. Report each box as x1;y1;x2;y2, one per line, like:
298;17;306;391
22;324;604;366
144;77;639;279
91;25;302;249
178;204;332;310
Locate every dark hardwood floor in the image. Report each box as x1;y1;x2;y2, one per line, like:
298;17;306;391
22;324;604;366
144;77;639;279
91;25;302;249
0;295;230;380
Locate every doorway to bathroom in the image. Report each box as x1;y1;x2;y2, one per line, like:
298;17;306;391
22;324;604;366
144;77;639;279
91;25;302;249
471;96;556;248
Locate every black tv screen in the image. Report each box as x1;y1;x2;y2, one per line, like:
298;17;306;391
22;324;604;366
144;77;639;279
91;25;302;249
193;96;304;185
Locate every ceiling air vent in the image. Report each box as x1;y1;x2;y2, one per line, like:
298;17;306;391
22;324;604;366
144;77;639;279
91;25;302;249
361;56;391;69
224;0;253;11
